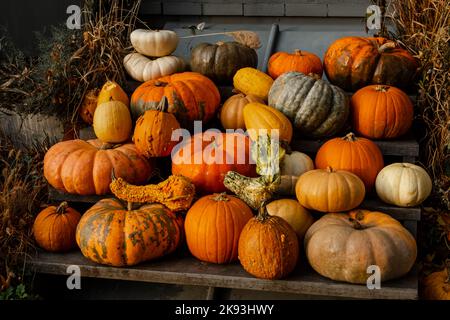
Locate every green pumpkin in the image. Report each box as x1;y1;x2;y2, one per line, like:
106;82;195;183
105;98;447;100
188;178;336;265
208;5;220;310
268;72;350;138
190;41;257;84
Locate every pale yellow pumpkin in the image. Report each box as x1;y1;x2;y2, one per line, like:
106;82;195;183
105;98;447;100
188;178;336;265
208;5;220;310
266;199;314;240
243;102;293;143
97;81;129;107
375;163;432;207
123;53;185;82
277;151;314;195
93;101;132;143
233;67;274;101
130;29;179;57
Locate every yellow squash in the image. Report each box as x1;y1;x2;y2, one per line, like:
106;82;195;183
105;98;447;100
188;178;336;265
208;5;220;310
233;67;273;101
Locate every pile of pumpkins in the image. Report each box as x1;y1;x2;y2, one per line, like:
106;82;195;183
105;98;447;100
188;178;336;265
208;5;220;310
33;29;445;295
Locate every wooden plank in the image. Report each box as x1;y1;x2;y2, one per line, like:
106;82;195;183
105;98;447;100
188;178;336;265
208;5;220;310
28;251;418;300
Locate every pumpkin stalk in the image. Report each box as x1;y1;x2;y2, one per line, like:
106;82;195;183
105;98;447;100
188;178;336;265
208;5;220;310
154;81;168;87
56;201;69;214
343;132;357;142
349;210;366;230
256;202;270;222
211;192;230;202
375;85;390;92
294;49;302;55
127;202;133;211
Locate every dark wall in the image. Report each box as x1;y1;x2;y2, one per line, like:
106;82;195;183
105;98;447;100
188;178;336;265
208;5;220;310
0;0;81;55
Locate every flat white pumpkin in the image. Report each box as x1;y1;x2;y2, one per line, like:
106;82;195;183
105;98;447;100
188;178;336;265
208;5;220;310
277;151;314;195
124;53;185;82
375;163;432;207
130;29;178;57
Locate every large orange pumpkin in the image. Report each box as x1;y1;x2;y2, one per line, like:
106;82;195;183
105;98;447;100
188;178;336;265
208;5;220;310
324;37;418;91
315;132;384;191
44;139;153;195
133;97;181;158
76;199;183;267
351;85;414;139
268;49;323;79
172;132;256;194
185;193;253;264
33;202;81;252
130;72;221;127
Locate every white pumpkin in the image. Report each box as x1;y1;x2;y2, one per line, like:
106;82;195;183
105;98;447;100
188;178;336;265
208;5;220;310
130;29;179;57
375;163;432;207
123;53;185;82
277;151;314;195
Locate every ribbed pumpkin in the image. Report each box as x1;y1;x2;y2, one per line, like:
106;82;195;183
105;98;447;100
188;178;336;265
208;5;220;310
76;199;182;267
185;193;253;264
33;202;81;252
93;101;132;143
233;67;274;101
422;268;450;300
44;139;153;195
172;132;256;194
243;102;293;143
79;88;99;124
266;199;314;240
305;210;417;284
130;72;221;126
315;133;384;191
97;81;129;107
296;167;365;213
238;205;299;280
219;93;263;130
268;49;323;79
190;41;257;84
375;163;432;207
124;53;185;82
268;72;349;138
133;97;181;158
351;85;414;139
323;36;418;91
277;151;314;195
130;29;178;57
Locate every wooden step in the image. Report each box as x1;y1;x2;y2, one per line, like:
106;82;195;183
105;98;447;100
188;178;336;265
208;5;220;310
29;250;418;300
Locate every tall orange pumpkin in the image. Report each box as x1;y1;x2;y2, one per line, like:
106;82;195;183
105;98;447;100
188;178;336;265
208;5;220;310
324;37;418;91
185;193;253;264
44;139;153;195
133;97;181;158
268;49;323;79
130;72;220;127
351;85;414;139
171;132;256;194
315;133;384;191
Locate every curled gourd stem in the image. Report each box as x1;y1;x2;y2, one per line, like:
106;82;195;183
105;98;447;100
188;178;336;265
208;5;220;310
56;201;68;214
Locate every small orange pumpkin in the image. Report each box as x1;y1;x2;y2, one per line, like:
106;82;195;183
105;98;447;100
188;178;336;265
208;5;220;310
268;49;323;79
33;202;81;252
219;93;264;130
422;267;450;300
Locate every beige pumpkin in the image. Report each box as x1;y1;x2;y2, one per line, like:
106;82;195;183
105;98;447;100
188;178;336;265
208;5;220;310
124;53;185;82
375;163;432;207
266;199;314;240
93;101;132;143
130;29;179;57
277;151;314;195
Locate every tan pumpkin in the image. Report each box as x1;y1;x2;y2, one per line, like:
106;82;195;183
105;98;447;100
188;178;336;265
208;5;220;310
266;199;314;240
375;163;432;207
124;53;185;82
97;81;129;107
130;29;179;57
93;101;132;143
296;167;365;213
219;93;263;130
305;210;417;284
422;267;450;300
185;193;253;264
233;67;274;101
243;102;293;143
277;151;314;195
33;202;81;252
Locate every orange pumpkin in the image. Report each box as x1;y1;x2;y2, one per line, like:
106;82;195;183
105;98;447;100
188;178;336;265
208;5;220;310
44;139;153;195
268;49;323;79
33;202;81;252
185;193;253;264
130;72;220;127
79;89;99;124
351;85;414;139
422;267;450;300
324;37;418;91
315;132;384;191
172;132;256;194
219;93;263;130
133;97;181;158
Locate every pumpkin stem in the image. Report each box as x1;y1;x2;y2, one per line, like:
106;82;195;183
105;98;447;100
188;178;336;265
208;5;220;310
127;201;133;211
349;210;366;230
111;168;117;181
216;41;225;46
326;166;334;173
307;73;321;81
56;201;68;214
294;49;302;55
375;85;390;92
212;192;230;202
154;81;168;87
378;41;396;53
256;202;270;221
100;143;113;150
343;132;357;142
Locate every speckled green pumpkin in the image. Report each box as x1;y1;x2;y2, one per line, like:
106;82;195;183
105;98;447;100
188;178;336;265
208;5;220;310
190;41;257;84
76;198;183;267
268;72;349;138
